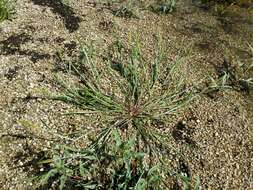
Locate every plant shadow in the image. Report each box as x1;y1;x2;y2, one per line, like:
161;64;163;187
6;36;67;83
31;0;81;32
0;33;51;63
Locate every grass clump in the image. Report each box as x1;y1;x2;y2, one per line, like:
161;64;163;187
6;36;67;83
217;45;253;92
0;0;14;22
55;37;195;132
150;0;177;14
113;0;140;18
37;130;168;189
238;45;253;90
34;36;226;189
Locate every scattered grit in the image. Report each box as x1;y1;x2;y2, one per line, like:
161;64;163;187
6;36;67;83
0;0;252;189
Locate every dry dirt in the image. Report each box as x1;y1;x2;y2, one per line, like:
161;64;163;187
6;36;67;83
0;0;253;189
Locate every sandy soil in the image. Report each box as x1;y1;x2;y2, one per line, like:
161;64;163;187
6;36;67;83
0;0;252;189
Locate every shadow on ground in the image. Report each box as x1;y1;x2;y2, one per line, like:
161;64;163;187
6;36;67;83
0;33;51;63
31;0;81;32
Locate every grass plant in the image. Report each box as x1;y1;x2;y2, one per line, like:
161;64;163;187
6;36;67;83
151;0;177;14
35;36;227;189
113;0;140;18
238;44;253;89
217;45;253;91
0;0;14;22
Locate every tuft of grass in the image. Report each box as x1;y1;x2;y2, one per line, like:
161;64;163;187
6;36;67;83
113;0;140;18
239;44;253;89
53;36;195;153
217;45;253;92
179;175;201;190
150;0;177;14
35;36;227;189
61;0;71;6
36;129;168;189
0;0;14;23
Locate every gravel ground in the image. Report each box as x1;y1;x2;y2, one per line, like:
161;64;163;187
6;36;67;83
0;0;253;189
